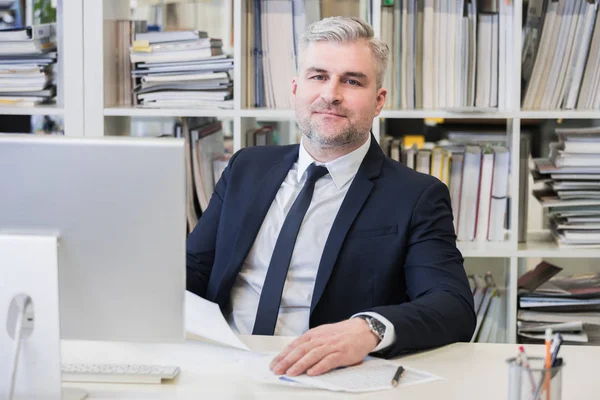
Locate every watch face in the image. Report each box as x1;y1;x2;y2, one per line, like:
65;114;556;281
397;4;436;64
371;319;386;336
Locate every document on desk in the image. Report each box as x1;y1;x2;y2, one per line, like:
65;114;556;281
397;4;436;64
185;290;250;351
252;355;442;393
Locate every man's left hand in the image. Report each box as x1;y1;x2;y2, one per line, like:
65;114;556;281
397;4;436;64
269;318;379;377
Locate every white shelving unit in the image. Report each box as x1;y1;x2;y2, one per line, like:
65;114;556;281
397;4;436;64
3;0;600;345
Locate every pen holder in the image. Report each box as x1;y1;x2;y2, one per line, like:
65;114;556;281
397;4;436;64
507;357;564;400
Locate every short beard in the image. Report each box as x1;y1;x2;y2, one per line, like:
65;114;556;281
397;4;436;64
303;123;365;149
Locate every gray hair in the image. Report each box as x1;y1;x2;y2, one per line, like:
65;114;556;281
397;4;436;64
298;16;389;90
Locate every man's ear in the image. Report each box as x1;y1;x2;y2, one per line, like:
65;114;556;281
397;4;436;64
292;77;298;95
374;88;387;116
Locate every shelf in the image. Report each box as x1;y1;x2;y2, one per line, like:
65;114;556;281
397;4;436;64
103;107;237;118
458;240;516;258
100;108;600;120
518;231;600;259
238;109;296;119
0;104;64;116
379;109;600;120
380;109;515;119
518;110;600;119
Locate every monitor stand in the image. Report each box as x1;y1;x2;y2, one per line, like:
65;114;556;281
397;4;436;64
0;234;87;400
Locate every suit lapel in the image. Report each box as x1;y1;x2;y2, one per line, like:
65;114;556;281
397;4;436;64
213;146;298;307
310;135;384;313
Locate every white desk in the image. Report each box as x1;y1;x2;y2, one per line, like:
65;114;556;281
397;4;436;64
62;336;598;399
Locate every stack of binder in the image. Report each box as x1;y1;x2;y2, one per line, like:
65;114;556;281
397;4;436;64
0;23;57;106
130;30;233;109
522;0;600;110
532;126;600;247
518;261;600;344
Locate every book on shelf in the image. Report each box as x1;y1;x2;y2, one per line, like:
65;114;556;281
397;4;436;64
468;272;506;344
104;19;147;107
522;0;600;110
532;126;600;247
181;117;230;232
380;0;512;110
381;129;514;242
0;22;56;106
518;261;600;345
129;28;233;109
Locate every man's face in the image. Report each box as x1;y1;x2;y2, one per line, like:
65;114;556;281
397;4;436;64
292;40;386;148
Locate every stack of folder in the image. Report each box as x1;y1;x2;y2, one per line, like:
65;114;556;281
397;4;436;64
532;126;600;248
0;23;57;106
518;261;600;344
130;29;233;109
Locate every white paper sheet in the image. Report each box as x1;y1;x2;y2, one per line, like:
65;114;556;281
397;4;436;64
184;290;250;351
252;354;442;393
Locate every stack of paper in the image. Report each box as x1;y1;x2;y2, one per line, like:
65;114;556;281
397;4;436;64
532;126;600;247
0;24;57;106
130;29;233;109
517;261;600;344
252;355;442;393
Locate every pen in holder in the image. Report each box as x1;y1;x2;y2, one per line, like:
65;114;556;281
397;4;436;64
507;357;564;400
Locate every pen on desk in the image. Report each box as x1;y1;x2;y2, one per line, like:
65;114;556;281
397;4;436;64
391;366;404;387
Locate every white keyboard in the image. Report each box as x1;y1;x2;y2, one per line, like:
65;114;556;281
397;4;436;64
61;363;180;384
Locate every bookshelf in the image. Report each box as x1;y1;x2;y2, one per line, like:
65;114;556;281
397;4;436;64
0;0;83;134
3;0;600;345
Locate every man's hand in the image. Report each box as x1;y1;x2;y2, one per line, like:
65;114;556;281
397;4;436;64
269;318;379;377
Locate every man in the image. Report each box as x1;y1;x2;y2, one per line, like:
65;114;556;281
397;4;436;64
187;16;475;377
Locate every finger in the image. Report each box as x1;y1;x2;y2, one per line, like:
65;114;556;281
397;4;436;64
306;352;345;376
272;339;323;375
286;344;331;376
270;334;312;370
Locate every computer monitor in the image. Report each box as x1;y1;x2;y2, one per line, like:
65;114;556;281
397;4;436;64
0;134;186;342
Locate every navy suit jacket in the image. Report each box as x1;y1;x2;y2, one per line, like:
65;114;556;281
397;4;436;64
186;135;476;358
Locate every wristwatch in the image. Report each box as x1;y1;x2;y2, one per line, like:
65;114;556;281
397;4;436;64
356;315;386;342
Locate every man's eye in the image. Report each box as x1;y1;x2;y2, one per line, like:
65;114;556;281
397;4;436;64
347;79;360;86
311;75;325;81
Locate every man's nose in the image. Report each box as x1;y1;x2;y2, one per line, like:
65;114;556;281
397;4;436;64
320;80;343;104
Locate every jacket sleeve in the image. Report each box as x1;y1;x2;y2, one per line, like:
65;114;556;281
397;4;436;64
369;180;476;358
186;148;244;297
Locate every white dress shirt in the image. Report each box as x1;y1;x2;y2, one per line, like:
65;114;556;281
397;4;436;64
226;135;396;352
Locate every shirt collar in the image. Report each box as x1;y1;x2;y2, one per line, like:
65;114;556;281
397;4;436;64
297;135;371;190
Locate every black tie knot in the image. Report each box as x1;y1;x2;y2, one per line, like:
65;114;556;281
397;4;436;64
306;164;329;183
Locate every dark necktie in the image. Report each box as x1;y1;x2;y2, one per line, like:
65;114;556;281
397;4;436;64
252;163;329;335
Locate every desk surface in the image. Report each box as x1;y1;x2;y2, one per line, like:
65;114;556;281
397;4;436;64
62;336;598;399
